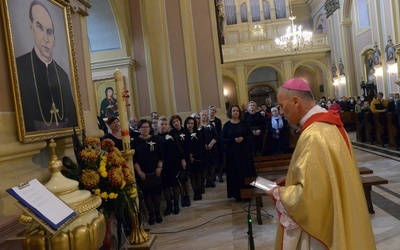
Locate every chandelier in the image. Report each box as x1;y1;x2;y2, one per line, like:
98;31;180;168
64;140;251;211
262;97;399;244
324;0;340;18
275;2;312;53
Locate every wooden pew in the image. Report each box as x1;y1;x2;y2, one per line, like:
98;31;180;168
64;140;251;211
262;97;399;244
251;165;373;176
387;112;399;150
355;112;363;142
254;154;292;172
245;167;373;184
254;153;293;162
362;175;389;214
364;112;375;144
340;111;357;131
373;112;388;147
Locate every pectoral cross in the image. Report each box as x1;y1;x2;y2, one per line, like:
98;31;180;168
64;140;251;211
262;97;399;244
50;101;60;126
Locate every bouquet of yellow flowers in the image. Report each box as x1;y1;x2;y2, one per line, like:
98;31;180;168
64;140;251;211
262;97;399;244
62;132;138;246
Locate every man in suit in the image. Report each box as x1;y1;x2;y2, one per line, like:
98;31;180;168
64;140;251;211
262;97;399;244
129;116;140;140
17;0;77;132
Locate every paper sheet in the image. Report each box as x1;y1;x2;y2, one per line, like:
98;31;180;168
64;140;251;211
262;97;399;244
7;179;76;230
250;176;277;191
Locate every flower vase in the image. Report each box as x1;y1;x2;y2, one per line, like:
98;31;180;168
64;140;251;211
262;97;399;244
129;212;150;245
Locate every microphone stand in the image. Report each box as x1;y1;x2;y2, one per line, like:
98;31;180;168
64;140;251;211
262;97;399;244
247;185;255;250
247;127;273;249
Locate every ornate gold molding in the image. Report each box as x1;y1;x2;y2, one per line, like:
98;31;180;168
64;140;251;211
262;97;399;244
69;0;91;16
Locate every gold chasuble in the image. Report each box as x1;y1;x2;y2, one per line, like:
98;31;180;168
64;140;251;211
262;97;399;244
274;111;375;249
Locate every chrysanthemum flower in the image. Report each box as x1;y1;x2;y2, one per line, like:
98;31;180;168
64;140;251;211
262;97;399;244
85;137;101;149
80;148;98;163
111;147;123;157
122;167;134;185
81;169;100;189
100;159;107;169
101;139;115;152
109;192;118;199
107;167;125;187
100;192;108;199
107;151;125;167
98;165;108;178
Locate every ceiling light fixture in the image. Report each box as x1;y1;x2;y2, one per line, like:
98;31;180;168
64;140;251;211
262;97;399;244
275;0;312;53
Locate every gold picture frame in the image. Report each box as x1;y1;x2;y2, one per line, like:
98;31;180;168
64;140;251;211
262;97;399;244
94;77;120;120
1;0;84;143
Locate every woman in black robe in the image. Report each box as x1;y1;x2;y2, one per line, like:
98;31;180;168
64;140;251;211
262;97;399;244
221;105;255;201
132;119;164;225
157;116;186;215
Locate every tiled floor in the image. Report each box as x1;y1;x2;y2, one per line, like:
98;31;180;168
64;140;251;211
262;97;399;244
144;132;400;250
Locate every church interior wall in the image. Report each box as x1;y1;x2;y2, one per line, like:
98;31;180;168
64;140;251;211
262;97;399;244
129;0;151;118
383;1;394;41
191;0;222;111
166;0;191;114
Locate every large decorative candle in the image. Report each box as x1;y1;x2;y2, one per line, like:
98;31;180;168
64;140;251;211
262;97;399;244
114;71;151;245
114;69;131;151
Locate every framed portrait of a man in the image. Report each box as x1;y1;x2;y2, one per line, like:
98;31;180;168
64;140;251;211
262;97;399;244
0;0;83;143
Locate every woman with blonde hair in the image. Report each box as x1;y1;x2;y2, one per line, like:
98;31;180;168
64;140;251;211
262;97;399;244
200;110;218;188
243;101;267;155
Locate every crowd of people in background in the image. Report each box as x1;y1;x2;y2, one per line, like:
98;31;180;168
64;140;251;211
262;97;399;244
315;93;400;142
98;100;292;226
315;92;400;118
96;91;400;226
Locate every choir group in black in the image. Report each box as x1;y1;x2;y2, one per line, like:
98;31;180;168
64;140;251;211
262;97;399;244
100;103;290;226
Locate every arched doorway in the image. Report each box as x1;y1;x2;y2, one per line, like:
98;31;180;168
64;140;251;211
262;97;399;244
248;85;276;106
247;67;279;106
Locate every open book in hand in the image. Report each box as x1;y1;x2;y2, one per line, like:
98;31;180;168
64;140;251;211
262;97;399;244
250;176;277;191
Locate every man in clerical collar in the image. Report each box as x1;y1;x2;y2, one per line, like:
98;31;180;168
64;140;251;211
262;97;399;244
16;0;77;132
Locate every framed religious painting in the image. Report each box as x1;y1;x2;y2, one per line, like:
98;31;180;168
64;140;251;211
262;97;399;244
93;77;119;120
0;0;84;143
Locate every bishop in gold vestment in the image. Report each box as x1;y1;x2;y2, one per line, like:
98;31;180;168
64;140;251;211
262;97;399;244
270;78;376;250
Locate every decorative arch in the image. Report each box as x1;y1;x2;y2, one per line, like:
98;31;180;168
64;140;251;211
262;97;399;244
359;48;377;99
221;69;239;107
342;0;353;19
292;59;328;74
246;66;282;105
221;68;238;82
247;83;277;106
246;64;283;81
292;59;330;100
